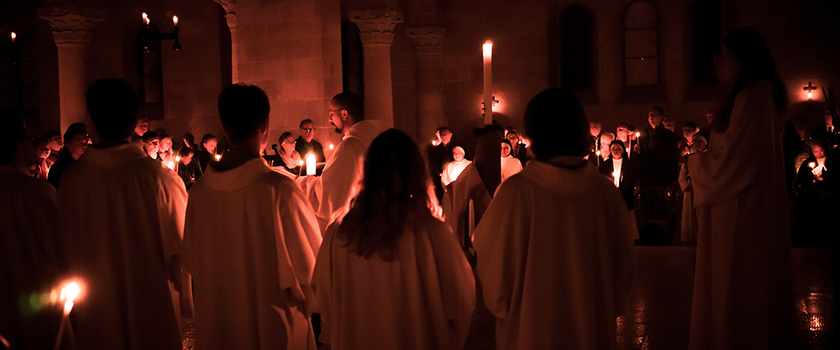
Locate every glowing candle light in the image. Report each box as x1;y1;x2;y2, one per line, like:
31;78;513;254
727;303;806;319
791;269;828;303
142;12;150;25
298;160;304;167
175;156;180;162
166;161;175;170
482;40;493;125
328;143;334;150
172;15;179;27
54;281;82;350
10;32;16;42
635;132;641;138
595;150;601;167
809;162;816;169
214;154;221;161
612;169;621;188
306;153;316;176
808;91;813;99
431;140;438;146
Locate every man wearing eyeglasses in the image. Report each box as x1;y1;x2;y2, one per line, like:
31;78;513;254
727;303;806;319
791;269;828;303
295;119;326;163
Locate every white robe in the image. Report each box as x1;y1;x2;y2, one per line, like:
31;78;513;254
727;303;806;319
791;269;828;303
441;159;472;187
499;155;522;183
59;143;188;350
0;165;65;349
687;80;792;350
473;159;635;350
185;158;322;350
312;120;380;231
312;217;475;350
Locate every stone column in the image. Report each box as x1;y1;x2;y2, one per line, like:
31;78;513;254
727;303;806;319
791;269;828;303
38;4;103;133
406;26;444;143
213;0;239;82
349;8;403;129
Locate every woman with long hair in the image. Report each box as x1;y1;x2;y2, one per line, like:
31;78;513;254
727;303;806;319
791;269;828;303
312;129;475;350
686;27;792;350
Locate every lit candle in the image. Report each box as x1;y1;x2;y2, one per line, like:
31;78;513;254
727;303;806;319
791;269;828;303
214;154;221;161
54;281;81;350
328;143;334;150
172;15;179;27
595;150;601;166
306;153;316;176
10;32;16;42
166;160;176;170
612;169;621;188
142;12;150;25
431;140;438;146
482;40;493;125
175;156;180;163
808;91;813;99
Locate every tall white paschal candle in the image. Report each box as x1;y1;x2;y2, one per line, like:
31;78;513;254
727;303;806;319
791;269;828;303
483;40;493;125
306;153;316;176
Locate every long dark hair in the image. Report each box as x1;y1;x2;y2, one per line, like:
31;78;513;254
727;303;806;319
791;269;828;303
716;27;787;133
337;129;438;260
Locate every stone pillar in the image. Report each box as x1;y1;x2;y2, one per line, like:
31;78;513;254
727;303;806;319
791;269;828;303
38;4;103;134
406;26;444;143
213;0;239;82
349;8;403;129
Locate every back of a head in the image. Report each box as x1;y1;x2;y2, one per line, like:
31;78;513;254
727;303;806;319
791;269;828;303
340;128;433;260
63;126;88;145
717;27;787;132
524;88;589;159
332;92;364;121
0;109;26;165
650;106;665;116
218;84;270;143
86;79;140;141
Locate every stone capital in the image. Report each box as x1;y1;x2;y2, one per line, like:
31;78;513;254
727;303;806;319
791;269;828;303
406;26;444;56
213;0;237;30
38;4;104;45
349;8;403;46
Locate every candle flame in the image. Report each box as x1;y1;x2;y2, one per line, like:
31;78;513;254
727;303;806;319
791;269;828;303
175;156;180;162
142;12;150;25
214;154;221;161
635;132;641;138
172;16;179;27
596;150;601;156
328;143;334;150
808;91;813;99
432;140;438;146
10;32;16;42
482;40;493;60
809;162;816;169
298;160;304;166
166;161;175;170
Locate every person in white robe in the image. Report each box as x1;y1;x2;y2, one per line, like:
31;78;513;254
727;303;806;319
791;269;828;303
185;84;321;350
313;129;475;350
474;88;635;350
59;79;190;350
441;146;471;187
311;92;380;231
686;28;793;350
0;111;68;349
499;139;522;183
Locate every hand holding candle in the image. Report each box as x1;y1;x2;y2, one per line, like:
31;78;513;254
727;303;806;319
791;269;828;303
54;281;83;350
214;154;222;161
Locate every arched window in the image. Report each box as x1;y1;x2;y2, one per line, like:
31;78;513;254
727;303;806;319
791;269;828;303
559;5;595;89
624;1;658;86
691;0;721;84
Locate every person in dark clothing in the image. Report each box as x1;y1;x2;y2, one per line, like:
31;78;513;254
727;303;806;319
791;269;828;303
599;140;638;210
197;134;218;172
176;146;202;190
295;119;326;163
48;126;89;188
130;116;149;143
427;127;453;201
811;109;838;150
793;140;834;247
638;106;680;186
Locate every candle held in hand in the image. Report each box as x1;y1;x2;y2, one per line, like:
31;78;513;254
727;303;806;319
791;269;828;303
612;169;621;188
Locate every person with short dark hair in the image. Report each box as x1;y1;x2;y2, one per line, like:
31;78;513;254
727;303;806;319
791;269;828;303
185;83;321;350
295;119;326;164
473;88;634;349
59;78;189;349
686;27;793;349
45;130;62;166
197;134;218;172
141;131;161;160
0;109;66;350
312;91;381;231
182;133;199;151
638;105;680;186
31;136;51;180
47;125;89;188
176;146;200;189
313;129;475;349
679;121;700;158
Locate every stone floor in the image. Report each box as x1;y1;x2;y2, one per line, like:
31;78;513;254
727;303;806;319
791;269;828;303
463;246;835;350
